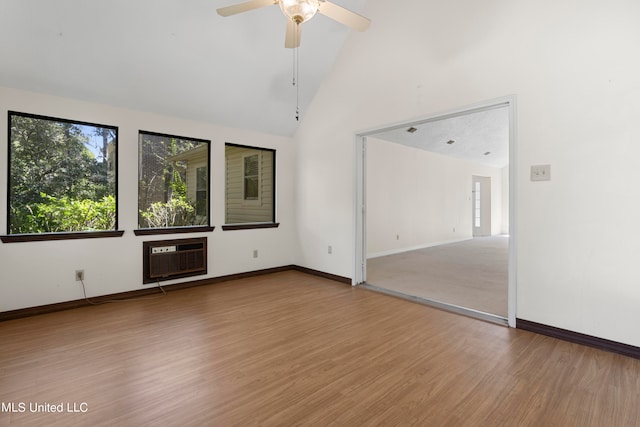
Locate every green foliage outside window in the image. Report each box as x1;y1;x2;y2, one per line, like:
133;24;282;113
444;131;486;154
138;131;209;228
8;113;117;234
139;196;196;228
11;194;115;233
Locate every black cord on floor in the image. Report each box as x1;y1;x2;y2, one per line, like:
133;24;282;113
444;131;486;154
80;279;166;305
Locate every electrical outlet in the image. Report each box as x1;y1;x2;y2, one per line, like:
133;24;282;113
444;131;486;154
75;270;84;282
531;164;551;181
328;245;332;254
253;249;258;258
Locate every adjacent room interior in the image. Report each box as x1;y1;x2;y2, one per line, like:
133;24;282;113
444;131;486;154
364;104;510;320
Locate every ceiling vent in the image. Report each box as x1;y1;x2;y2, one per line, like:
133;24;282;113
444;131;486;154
406;127;418;133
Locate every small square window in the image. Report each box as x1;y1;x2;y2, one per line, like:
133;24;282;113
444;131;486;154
225;144;275;225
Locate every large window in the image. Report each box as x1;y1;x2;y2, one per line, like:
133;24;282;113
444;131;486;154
6;111;118;237
225;144;276;226
138;131;210;230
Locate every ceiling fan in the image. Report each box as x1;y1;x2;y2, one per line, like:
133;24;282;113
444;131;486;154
217;0;371;48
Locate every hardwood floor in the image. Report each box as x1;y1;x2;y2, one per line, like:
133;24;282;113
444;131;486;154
1;271;638;426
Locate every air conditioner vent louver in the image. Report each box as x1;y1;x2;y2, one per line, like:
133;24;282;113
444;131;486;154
143;237;207;284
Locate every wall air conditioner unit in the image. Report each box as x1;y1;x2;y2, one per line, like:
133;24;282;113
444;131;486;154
143;237;207;284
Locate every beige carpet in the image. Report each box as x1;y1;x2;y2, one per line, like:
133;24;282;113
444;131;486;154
366;236;508;317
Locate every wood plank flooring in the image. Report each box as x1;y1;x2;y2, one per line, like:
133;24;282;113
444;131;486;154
1;271;638;426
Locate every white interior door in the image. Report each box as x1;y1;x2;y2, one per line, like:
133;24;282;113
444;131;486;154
472;175;491;237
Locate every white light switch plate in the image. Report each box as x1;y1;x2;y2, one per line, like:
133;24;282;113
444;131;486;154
531;164;551;181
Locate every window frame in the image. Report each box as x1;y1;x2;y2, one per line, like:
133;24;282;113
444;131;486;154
134;130;214;236
222;143;278;231
2;111;122;243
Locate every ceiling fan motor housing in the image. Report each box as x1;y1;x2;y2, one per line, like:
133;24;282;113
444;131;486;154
279;0;320;23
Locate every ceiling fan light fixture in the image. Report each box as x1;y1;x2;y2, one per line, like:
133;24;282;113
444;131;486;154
279;0;319;23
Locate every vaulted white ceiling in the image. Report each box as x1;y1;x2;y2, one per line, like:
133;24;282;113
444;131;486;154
0;0;509;165
0;0;367;137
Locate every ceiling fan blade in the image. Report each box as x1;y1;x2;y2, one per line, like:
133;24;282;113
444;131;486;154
285;19;301;48
318;1;370;31
216;0;275;17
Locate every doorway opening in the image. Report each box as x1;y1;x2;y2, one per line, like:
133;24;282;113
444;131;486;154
354;96;517;326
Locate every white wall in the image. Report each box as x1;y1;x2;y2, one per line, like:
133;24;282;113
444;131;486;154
295;0;640;347
0;86;297;312
366;137;503;258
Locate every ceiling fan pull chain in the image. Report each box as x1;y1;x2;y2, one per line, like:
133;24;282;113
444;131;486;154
296;49;300;120
294;23;300;121
292;40;296;87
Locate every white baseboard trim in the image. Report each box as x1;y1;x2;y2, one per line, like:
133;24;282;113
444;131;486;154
367;237;473;259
